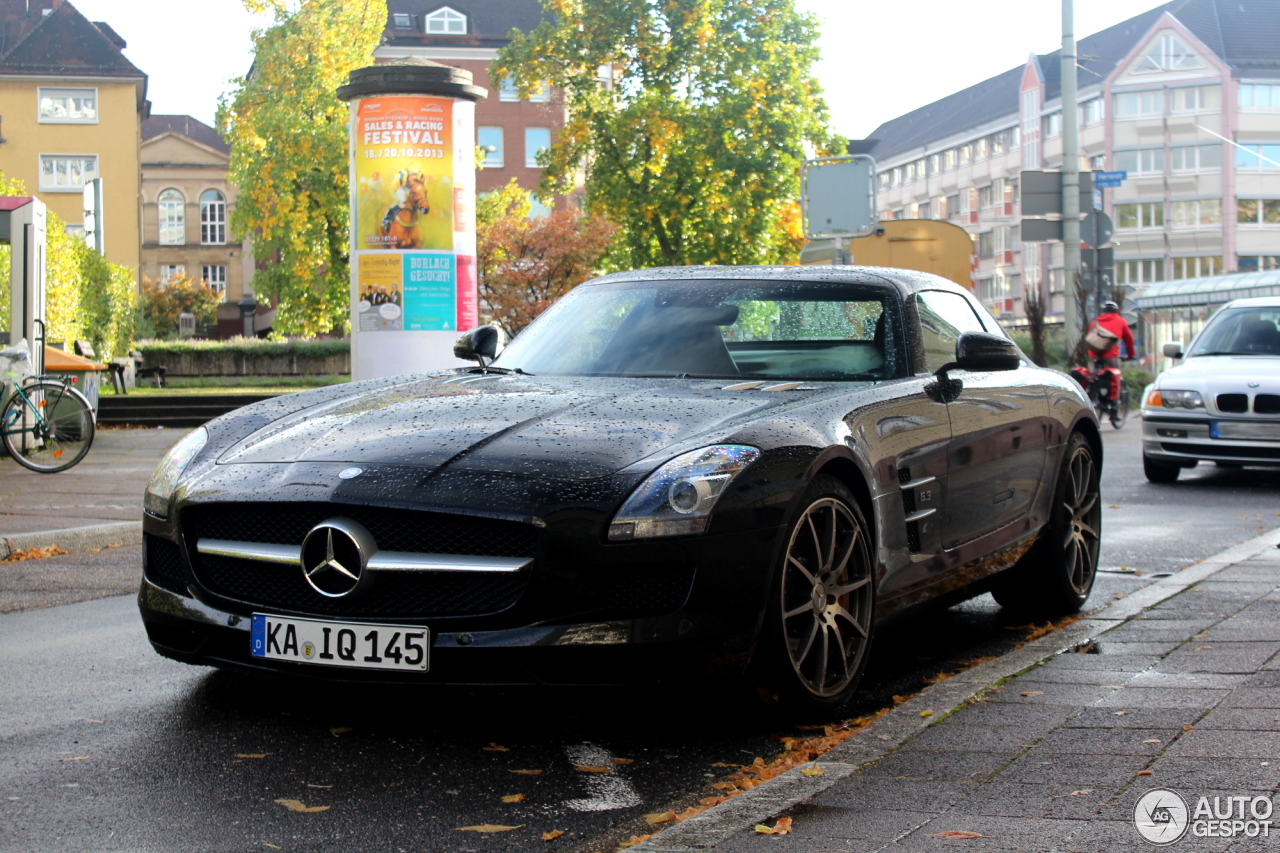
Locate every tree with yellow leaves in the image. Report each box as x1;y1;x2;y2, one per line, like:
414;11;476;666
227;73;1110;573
492;0;842;269
218;0;385;337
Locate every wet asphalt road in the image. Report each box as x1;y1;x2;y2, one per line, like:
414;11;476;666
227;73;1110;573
2;419;1279;853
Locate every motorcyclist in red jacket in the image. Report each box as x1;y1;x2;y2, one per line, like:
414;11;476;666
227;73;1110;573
1089;301;1135;400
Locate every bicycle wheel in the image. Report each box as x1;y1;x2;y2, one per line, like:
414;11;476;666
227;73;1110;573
1;381;95;473
1110;383;1129;429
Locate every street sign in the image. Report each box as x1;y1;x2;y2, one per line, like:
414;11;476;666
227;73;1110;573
1081;211;1114;248
1020;170;1096;217
1020;219;1062;242
1082;247;1114;270
1094;170;1127;188
801;155;876;240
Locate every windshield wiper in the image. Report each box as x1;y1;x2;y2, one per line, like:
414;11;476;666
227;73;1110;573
470;366;534;376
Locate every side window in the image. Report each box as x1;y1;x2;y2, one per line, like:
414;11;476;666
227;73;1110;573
916;290;986;373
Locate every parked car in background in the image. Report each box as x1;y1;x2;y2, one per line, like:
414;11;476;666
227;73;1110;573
138;266;1102;717
1142;296;1280;483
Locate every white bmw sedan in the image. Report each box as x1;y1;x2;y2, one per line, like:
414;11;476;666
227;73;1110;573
1142;296;1280;482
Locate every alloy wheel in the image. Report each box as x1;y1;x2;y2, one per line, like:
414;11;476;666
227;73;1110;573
1061;445;1101;594
779;498;873;698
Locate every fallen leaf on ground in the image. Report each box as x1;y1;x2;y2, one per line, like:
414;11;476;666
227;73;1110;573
575;764;611;773
700;796;729;807
921;710;934;718
541;829;563;841
1136;770;1153;776
509;769;542;775
483;742;510;752
754;817;792;835
264;844;282;850
1052;789;1094;798
329;727;351;736
1142;739;1160;744
2;545;68;562
930;830;990;838
306;784;332;789
57;756;89;762
1113;711;1129;716
457;824;523;833
85;719;103;724
619;834;651;848
611;758;634;765
274;799;329;813
501;793;525;803
711;762;740;768
1183;726;1194;731
801;764;825;776
673;807;706;822
236;753;268;759
1020;691;1044;697
645;811;675;825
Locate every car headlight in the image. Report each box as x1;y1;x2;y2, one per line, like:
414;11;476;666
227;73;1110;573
608;445;760;541
145;427;208;518
1146;389;1205;409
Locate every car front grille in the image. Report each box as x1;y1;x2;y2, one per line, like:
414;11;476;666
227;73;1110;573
1217;393;1248;414
181;503;537;618
1256;394;1280;415
144;534;188;595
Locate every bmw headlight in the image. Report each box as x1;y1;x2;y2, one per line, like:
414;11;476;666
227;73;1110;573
145;427;208;518
1147;389;1205;409
608;445;760;541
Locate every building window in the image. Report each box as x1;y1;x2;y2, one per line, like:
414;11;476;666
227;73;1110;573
1170;144;1222;173
1117;259;1165;284
1171;256;1222;279
958;144;971;165
38;87;97;123
158;189;185;245
974;138;988;160
1009;126;1020;149
1089;153;1106;169
978;185;993;208
977;231;994;259
1135;34;1205;74
1080;98;1104;126
990;131;1005;155
1115;202;1164;229
498;78;550;103
1238;256;1280;272
202;265;228;296
200;189;226;245
1240;82;1280;111
877;172;890;190
424;7;466;34
160;264;186;284
478;126;504;167
1114;147;1164;176
1042;112;1062;139
525;127;550;168
1113;90;1164;118
392;13;414;28
1235;143;1280;170
904;162;915;182
943;149;956;169
945;193;959;218
1171;199;1222;227
1171;85;1221;113
39;155;96;191
929;153;941;173
1237;199;1280;225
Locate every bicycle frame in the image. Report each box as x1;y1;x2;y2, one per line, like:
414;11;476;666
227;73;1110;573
2;380;55;439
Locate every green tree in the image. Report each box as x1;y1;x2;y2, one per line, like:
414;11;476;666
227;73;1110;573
136;274;223;340
218;0;385;337
493;0;842;269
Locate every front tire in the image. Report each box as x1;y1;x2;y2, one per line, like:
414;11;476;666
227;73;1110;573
1143;453;1181;483
992;433;1100;615
757;476;875;719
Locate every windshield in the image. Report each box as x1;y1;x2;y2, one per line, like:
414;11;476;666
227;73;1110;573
491;278;903;381
1187;307;1280;357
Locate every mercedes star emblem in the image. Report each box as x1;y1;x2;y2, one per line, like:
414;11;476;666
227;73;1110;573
299;518;377;598
338;467;363;479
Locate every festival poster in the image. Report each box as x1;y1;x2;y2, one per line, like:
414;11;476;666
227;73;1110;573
356;254;404;331
354;96;454;252
403;252;457;331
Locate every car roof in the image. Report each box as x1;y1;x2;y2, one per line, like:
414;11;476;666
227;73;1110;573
584;265;972;299
1221;296;1280;309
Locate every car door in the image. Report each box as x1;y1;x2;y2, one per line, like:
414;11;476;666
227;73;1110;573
914;290;1049;551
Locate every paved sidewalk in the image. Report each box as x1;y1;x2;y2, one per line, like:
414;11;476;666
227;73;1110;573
0;428;185;555
638;531;1280;853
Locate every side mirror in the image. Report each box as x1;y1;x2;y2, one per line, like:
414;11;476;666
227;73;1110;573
948;331;1021;373
454;324;504;368
1162;341;1184;360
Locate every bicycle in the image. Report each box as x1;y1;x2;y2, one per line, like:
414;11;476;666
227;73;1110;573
1069;358;1129;430
1;375;96;473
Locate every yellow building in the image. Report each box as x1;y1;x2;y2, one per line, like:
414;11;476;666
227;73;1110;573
0;0;147;270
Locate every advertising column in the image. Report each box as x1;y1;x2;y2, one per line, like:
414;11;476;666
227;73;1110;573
338;61;486;381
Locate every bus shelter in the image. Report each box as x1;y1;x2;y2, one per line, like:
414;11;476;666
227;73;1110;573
1137;270;1280;374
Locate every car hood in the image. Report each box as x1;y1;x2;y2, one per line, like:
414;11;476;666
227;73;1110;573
217;372;844;480
1156;356;1280;395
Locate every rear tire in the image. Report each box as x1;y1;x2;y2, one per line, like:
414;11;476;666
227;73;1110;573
755;475;875;719
1;381;95;473
1110;385;1129;429
1143;453;1181;483
991;433;1100;616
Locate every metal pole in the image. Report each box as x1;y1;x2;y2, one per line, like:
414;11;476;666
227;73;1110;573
1061;0;1081;349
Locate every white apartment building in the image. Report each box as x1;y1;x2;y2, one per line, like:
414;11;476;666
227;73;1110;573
862;0;1280;331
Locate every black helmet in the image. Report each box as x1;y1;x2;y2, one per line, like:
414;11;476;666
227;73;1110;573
1101;300;1119;312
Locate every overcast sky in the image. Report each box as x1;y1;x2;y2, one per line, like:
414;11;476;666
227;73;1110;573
72;0;1170;137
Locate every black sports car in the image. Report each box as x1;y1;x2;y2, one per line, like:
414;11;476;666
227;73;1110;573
139;266;1102;715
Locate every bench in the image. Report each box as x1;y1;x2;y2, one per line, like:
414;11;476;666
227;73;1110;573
73;340;128;394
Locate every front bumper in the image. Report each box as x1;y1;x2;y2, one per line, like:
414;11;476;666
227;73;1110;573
1142;412;1280;466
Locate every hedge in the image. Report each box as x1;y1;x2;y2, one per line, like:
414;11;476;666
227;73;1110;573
134;337;349;359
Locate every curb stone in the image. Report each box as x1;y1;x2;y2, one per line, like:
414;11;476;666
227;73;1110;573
0;521;143;560
626;526;1280;853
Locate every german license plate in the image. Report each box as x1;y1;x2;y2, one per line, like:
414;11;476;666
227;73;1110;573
1211;421;1280;441
250;614;429;672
